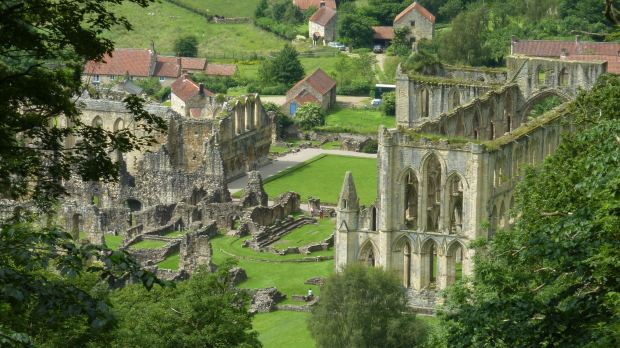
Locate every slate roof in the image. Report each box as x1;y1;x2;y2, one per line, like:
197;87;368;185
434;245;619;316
372;26;395;40
171;75;214;103
512;39;620;74
394;2;436;24
293;0;336;11
291;68;336;96
309;7;337;26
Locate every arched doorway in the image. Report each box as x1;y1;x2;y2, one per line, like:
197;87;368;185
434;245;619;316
403;170;418;229
446;242;464;285
424;155;441;232
421;239;440;288
359;242;377;267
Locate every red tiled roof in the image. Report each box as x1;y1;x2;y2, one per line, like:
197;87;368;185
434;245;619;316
171;75;214;102
394;2;436;24
293;0;336;11
309;7;337;26
205;63;237;76
372;26;395;40
154;61;180;78
83;48;152;77
158;56;207;71
295;91;320;105
567;55;620;75
290;68;336;96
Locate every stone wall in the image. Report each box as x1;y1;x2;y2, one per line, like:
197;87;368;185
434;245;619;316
393;8;434;42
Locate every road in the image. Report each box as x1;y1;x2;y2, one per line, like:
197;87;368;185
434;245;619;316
228;148;377;193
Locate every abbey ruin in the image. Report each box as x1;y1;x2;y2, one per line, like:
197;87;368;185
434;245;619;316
335;49;609;308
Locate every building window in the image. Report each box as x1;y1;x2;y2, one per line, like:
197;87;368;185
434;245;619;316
410;20;415;27
110;75;115;80
159;76;165;81
93;75;100;83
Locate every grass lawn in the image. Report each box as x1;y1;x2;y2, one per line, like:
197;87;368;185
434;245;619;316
322;107;395;135
105;235;124;250
272;218;334;250
164;230;187;238
300;56;342;76
158;252;180;270
263;155;377;205
130;239;168;249
105;1;286;56
172;0;260;17
320;141;341;150
253;311;315;348
210;234;333;262
270;145;289;154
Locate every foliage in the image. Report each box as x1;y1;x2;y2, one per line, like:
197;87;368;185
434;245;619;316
254;0;304;39
337;11;376;48
359;0;409;26
173;34;199;57
109;263;262;347
296;103;325;130
440;74;620;347
263;102;293;138
388;26;412;57
259;44;304;88
360;139;379;154
192;73;239;94
403;43;444;76
438;5;490;66
135;77;162;96
333;54;376;96
381;92;397;116
309;264;428;348
527;95;564;118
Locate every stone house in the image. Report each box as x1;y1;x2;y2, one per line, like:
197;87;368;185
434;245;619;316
309;5;337;45
293;0;336;11
170;75;215;117
83;43;237;87
283;68;336;116
393;2;435;45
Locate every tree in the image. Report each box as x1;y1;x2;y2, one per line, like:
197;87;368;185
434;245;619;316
309;264;428;348
361;0;409;26
389;26;412;57
440;74;620;347
0;0;168;344
295;103;325;130
381;91;396;116
135;77;162;96
337;11;375;48
109;263;262;347
259;44;304;87
254;0;269;18
438;5;490;66
173;35;199;57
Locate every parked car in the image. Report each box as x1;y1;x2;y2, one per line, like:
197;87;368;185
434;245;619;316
373;45;384;53
328;42;346;51
370;98;382;107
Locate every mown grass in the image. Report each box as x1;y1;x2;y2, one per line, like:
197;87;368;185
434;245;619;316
272;218;334;250
105;1;286;56
320;140;341;150
253;311;315;348
164;230;187;238
210;234;333;262
172;0;260;17
105;235;124;250
158;251;180;270
321;107;395;135
269;145;289;154
130;239;168;249
263;155;377;205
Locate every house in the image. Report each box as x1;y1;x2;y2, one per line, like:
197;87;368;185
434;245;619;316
309;5;337;45
171;74;215;117
83;43;237;87
293;0;336;11
372;26;395;48
511;36;620;75
284;68;336;116
393;2;435;45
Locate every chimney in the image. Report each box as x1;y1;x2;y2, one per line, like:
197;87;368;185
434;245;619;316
320;1;326;8
199;83;205;96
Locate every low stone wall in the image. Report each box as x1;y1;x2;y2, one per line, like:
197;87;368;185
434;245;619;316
126;239;180;265
246;192;301;227
244;217;316;251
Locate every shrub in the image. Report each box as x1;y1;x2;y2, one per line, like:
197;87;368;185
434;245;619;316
360;139;378;153
381;91;396;116
296;103;325;130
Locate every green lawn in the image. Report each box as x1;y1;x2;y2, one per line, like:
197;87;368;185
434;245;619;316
320;141;341;150
210;234;333;262
272;218;334;250
164;230;187;238
105;1;286;56
270;145;289;154
130;239;168;249
172;0;260;17
263;155;377;205
253;311;315;348
158;252;180;270
300;56;342;77
105;235;124;250
321;107;395;135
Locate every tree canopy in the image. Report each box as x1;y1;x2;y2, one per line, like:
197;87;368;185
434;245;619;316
173;35;199;57
259;44;304;87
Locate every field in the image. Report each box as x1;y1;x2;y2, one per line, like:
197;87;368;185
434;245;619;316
322;107;395;135
263;155;377;205
253;311;315;348
172;0;260;17
272;218;334;250
105;1;286;56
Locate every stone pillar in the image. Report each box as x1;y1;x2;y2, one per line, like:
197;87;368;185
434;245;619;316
411;251;422;290
438;250;448;290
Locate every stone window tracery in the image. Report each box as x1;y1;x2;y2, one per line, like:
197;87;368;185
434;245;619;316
425;155;441;232
404;171;418;229
447;175;463;235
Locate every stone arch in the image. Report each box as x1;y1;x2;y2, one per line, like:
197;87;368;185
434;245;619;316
392;234;413;288
359;240;378;267
401;169;419;229
113;118;125;131
126;198;142;212
520;89;570;120
448;89;460;112
536;65;546;87
92;115;103;128
423;154;442;232
420;238;440;288
419;87;430;118
446;240;465;285
446;173;464;235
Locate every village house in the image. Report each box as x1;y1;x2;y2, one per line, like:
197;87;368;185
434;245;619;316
511;36;620;75
293;0;336;11
372;26;395;48
309;3;338;45
83;43;237;87
373;2;435;49
170;74;215;117
283;68;336;116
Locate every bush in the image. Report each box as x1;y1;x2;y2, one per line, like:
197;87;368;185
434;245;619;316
154;86;171;102
360;139;378;153
260;84;289;95
173;35;199;57
191;74;239;94
263;102;293;138
135;77;162;96
296;103;325;130
336;80;371;96
381;91;396;116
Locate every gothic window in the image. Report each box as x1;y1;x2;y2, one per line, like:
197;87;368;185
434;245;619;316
92;116;103;128
559;67;569;86
425;155;441;232
490;121;495;140
446;242;464;285
449;90;460;112
421;239;439;288
537;66;546;86
420;88;430;118
404;171;418;229
447;175;463;235
360;242;376;267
